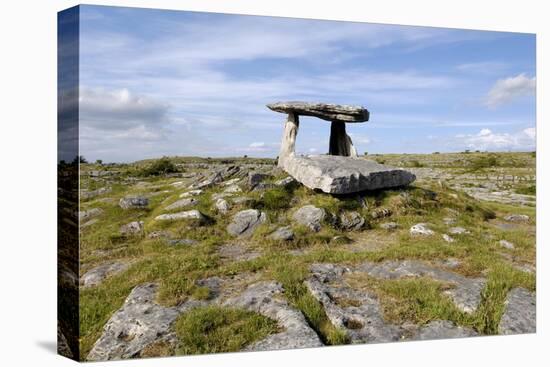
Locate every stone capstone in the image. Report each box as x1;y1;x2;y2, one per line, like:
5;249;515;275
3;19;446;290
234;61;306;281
267;101;369;123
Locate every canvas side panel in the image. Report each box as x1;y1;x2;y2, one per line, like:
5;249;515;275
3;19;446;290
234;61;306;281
57;5;80;361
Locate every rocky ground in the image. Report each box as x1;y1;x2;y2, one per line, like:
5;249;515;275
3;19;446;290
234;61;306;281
74;152;536;361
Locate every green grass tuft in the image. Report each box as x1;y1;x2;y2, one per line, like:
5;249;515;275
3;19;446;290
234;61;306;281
174;306;279;355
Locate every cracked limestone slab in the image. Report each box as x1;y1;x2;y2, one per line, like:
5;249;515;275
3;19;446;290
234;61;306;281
499;287;536;335
414;320;477;340
86;283;205;361
306;264;405;343
356;260;486;314
224;281;323;351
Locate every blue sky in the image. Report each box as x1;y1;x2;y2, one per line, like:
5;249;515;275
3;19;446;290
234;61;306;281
77;5;536;163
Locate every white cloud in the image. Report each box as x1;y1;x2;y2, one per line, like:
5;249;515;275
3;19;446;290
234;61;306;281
79;87;170;131
485;73;536;108
237;142;279;153
456;127;536;151
455;61;507;74
249;142;265;148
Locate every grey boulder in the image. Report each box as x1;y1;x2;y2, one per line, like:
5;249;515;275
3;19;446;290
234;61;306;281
154;209;206;222
292;205;325;232
120;221;144;235
119;196;149;210
227;209;267;238
269;226;294;241
339;211;365;231
81;262;129;288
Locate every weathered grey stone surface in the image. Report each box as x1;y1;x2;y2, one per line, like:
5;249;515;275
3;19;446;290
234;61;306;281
81;262;129;288
410;223;435;236
380;222;399;231
275;176;297;188
443;217;457;225
215;198;231;214
224;281;323;351
267;102;369;123
81;187;112;200
79;208;103;222
280;156;415;194
269;226;294;241
414;320;477;340
499;288;536;334
154;209;206;222
120;221;144;235
292;205;325;232
227;209;267;237
504;214;530;222
223;184;242;194
247;172;269;189
165;198;198;211
357;260;486;314
339;211;365;231
449;227;470;235
119;196;149;210
87;283;204;361
499;239;515;249
179;189;203;198
371;208;392;219
218;243;261;262
306;264;405;343
442;234;455;243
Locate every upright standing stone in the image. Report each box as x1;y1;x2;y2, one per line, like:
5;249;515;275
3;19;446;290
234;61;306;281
267;101;415;194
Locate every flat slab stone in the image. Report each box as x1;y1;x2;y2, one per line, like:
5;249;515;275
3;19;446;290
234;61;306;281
86;283;205;361
281;155;415;194
224;281;323;351
499;287;536;334
80;262;130;288
267;101;369;123
414;320;477;340
306;264;405;343
357;260;486;314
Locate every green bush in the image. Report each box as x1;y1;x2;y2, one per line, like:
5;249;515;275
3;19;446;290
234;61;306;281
469;155;499;171
515;185;536;195
408;160;424;168
140;157;177;176
261;187;292;210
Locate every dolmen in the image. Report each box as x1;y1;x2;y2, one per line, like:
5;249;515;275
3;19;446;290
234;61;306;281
266;101;416;194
